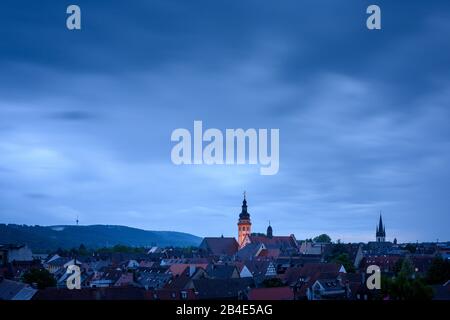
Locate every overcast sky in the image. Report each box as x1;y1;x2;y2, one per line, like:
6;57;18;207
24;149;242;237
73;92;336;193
0;1;449;242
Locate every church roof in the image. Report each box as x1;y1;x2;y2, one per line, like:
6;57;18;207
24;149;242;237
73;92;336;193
199;237;239;256
248;235;298;249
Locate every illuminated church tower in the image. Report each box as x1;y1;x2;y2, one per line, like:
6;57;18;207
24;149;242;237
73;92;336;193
237;192;252;247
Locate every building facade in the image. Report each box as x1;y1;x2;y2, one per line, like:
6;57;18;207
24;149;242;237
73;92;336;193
237;194;252;247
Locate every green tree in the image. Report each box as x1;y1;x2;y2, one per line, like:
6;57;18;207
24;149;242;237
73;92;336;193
380;259;433;300
331;253;355;273
393;258;405;275
313;234;332;243
22;269;56;289
427;256;450;285
404;243;417;254
398;257;414;279
262;278;284;288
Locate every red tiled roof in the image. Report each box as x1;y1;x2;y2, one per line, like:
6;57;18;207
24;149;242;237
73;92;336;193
169;264;208;277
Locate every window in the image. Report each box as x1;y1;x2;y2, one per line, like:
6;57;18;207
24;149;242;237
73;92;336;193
181;291;188;300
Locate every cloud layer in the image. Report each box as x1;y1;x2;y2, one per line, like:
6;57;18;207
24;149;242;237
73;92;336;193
0;1;449;242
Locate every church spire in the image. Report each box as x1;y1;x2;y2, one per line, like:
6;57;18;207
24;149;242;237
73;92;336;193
239;192;250;219
267;221;273;238
376;212;386;242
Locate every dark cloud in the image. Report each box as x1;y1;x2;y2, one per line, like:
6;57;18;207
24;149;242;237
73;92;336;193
24;193;50;200
0;1;449;242
47;111;98;121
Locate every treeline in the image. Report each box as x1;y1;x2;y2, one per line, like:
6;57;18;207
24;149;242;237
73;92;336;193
53;244;199;257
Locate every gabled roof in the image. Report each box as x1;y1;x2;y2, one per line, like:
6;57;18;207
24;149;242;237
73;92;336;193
236;243;265;260
169;263;207;277
247;235;298;250
199;237;239;256
164;272;192;291
314;278;345;292
205;264;239;279
0;278;37;300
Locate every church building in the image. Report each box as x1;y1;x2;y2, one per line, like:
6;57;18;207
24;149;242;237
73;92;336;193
237;194;298;255
237;192;252;247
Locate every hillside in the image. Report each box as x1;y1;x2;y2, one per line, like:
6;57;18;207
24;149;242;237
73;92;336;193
0;224;202;252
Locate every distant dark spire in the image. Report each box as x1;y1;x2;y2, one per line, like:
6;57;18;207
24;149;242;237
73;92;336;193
267;221;273;238
239;192;250;220
376;212;386;239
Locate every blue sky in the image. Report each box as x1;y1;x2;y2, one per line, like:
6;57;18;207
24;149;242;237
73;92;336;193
0;1;449;242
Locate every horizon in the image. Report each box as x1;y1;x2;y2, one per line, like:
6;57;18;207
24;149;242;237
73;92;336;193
2;221;448;244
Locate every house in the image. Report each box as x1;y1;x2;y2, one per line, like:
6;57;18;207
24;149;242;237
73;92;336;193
8;260;43;282
205;263;240;279
199;237;239;258
165;266;206;291
299;241;328;256
308;277;348;300
136;271;172;290
89;268;123;288
55;266;90;289
236;243;267;261
275;256;322;274
235;262;253;278
244;260;278;284
282;263;346;300
364;241;394;256
122;259;140;270
168;263;208;277
241;234;298;256
0;244;33;264
0;276;37;300
44;255;83;274
248;286;294;300
361;256;401;273
114;272;135;287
